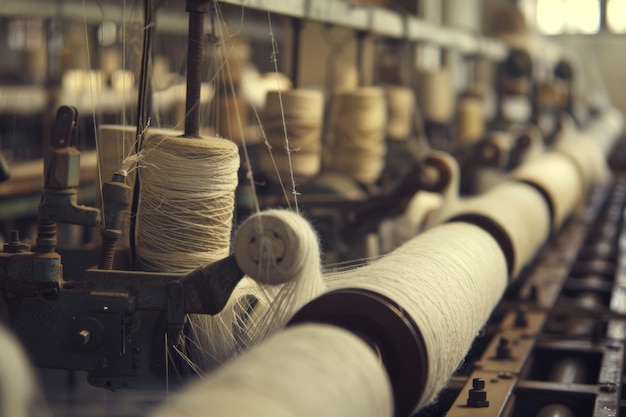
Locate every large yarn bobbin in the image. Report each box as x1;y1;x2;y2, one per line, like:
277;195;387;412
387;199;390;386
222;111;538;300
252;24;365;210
385;86;415;140
258;89;325;184
135;132;240;368
327;87;387;185
136;133;239;272
512;152;584;230
416;69;455;124
554;136;609;195
150;324;393;417
293;222;508;415
446;181;551;278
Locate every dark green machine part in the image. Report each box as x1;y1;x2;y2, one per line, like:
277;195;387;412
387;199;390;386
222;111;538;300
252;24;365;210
0;106;246;389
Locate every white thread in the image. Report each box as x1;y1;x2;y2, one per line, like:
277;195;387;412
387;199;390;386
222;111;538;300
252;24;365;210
385;86;415;141
416;69;455;124
150;324;393;417
258;89;325;184
456;96;485;145
233;209;326;347
327;87;387;185
136;134;239;271
135;133;241;369
326;222;508;410
444;181;551;278
554;135;609;195
512;151;583;229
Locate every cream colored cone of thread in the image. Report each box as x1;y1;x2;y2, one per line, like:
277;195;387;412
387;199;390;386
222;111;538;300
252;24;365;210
258;89;325;183
216;94;248;145
327;87;387;184
416;69;455;124
327;222;508;410
233;210;326;347
444;181;551;278
385;86;415;140
512;152;583;230
456;96;485;145
150;324;393;417
136;133;242;369
333;64;359;93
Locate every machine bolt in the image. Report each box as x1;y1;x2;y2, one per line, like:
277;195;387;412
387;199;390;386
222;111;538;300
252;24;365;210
599;382;617;393
527;284;539;302
496;337;511;359
466;378;490;408
514;309;528;328
3;230;30;253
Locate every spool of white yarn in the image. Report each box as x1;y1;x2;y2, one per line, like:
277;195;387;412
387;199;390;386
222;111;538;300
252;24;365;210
216;94;248;145
456;96;485;145
512;152;583;230
333;64;359;93
385;86;415;140
233;210;326;346
554;135;609;195
445;181;551;278
0;324;49;417
416;69;455;124
258;89;325;183
136;134;239;271
327;87;387;185
135;132;241;368
302;222;508;413
150;324;393;417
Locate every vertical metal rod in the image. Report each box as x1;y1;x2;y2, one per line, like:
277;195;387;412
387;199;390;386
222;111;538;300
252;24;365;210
134;0;156;150
356;31;366;87
184;0;211;138
291;19;302;89
129;0;157;269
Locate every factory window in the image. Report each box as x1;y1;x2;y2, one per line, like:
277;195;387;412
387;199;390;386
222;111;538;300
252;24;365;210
536;0;600;34
607;0;626;33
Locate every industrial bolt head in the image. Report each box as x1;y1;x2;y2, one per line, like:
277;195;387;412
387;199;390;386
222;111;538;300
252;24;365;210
466;379;490;408
472;378;485;390
469;390;487;402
